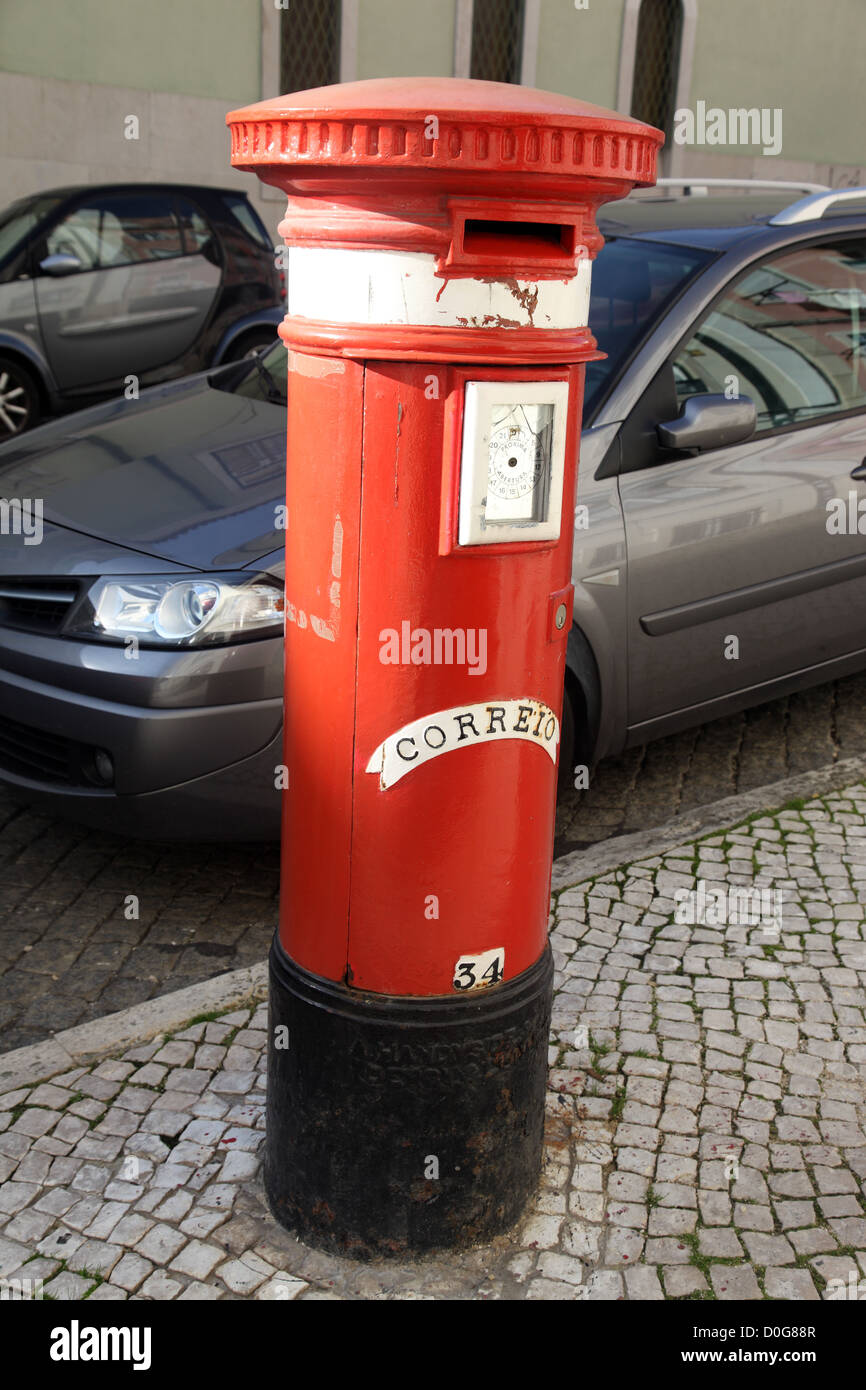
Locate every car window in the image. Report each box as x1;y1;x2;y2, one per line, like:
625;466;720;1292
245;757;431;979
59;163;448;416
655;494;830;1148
584;238;713;419
46;193;183;269
0;194;63;265
45;206;102;269
673;240;866;430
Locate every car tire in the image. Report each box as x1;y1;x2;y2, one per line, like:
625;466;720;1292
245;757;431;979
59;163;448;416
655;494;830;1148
0;357;41;439
221;329;278;363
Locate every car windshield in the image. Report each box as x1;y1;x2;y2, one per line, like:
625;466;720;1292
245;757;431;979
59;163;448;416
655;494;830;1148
584;237;713;419
231;340;288;406
0;193;64;265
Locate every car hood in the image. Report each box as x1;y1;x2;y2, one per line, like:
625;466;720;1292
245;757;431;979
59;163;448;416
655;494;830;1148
0;372;286;570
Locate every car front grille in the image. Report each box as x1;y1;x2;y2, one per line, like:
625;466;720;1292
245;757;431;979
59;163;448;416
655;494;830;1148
0;578;81;633
0;714;79;784
0;713;110;789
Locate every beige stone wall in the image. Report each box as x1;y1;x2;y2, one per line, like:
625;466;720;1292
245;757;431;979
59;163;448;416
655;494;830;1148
536;0;626;108
356;0;457;78
1;0;260;101
0;71;286;243
684;0;866;169
533;0;864;186
1;0;863;234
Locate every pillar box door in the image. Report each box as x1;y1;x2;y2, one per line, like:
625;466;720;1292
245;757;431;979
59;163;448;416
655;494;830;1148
227;77;661;1257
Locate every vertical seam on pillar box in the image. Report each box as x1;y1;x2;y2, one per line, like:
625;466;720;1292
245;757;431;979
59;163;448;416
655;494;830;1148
344;362;370;987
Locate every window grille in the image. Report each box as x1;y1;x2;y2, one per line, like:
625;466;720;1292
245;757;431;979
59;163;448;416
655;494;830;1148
470;0;525;85
630;0;683;138
280;0;341;93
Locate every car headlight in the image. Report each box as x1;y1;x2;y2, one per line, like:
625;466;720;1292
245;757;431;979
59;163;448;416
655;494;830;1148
65;572;284;647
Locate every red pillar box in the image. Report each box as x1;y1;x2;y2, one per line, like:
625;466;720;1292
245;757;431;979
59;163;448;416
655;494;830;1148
227;78;661;1257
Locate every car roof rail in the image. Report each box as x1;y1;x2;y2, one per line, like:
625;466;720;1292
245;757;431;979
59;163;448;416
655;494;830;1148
646;177;830;198
769;186;866;225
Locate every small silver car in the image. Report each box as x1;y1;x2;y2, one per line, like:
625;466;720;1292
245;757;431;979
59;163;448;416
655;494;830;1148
0;183;284;438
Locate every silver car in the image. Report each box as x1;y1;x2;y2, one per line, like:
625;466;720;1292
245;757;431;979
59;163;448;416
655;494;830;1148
0;183;284;438
562;183;866;781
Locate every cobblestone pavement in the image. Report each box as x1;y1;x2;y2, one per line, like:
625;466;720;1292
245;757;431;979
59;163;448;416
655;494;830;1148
3;673;866;1053
1;782;864;1300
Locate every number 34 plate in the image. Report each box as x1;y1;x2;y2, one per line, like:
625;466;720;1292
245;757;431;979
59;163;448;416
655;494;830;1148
452;948;505;991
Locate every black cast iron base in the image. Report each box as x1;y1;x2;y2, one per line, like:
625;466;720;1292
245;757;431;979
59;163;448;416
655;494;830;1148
264;935;553;1258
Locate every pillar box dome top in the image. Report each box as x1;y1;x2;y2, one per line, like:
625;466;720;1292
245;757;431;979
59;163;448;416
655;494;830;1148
226;77;663;363
227;76;662;191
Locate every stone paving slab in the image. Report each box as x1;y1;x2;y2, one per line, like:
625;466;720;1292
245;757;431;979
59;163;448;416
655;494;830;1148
1;781;864;1300
4;671;866;1052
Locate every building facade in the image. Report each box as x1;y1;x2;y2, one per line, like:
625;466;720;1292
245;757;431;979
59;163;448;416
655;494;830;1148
2;0;863;242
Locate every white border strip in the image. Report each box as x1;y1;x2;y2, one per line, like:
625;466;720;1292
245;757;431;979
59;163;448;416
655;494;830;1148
285;246;593;329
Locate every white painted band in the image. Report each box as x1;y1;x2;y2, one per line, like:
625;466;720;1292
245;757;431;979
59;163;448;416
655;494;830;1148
366;697;560;789
286;247;592;330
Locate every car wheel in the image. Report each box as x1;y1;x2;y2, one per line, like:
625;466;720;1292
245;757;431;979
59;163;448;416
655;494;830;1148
222;330;278;363
0;357;40;439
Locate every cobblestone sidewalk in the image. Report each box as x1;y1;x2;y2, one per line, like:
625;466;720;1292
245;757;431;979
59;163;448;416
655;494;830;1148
1;784;864;1300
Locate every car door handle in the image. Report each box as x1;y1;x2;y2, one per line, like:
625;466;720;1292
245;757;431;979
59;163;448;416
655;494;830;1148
851;460;866;481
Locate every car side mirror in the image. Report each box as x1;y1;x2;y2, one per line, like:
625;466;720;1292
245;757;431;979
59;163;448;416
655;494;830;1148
657;393;757;451
39;252;84;277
